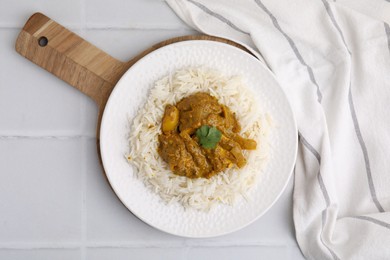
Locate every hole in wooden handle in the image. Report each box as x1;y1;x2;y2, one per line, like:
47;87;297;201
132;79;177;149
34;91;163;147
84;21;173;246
38;36;48;47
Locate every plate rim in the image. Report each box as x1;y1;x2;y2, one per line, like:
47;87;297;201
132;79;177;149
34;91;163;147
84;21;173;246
99;40;298;238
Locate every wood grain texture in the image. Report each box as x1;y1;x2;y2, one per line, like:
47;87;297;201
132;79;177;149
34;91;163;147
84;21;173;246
15;12;127;120
15;13;252;135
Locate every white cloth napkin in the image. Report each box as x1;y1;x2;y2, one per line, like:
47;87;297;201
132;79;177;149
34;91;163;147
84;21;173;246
166;0;390;259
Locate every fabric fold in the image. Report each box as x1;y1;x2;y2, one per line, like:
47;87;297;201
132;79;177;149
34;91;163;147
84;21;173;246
166;0;390;259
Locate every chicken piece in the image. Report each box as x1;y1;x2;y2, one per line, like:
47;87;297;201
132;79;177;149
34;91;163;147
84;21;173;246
204;113;225;131
203;145;235;178
158;133;200;178
177;92;222;131
180;132;212;175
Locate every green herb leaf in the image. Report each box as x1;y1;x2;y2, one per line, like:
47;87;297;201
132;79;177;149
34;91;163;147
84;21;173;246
196;125;222;149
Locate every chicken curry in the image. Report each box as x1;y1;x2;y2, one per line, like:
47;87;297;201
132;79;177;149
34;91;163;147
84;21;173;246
158;92;257;179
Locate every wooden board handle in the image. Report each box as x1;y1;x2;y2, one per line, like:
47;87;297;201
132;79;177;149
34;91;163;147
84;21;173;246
15;12;127;112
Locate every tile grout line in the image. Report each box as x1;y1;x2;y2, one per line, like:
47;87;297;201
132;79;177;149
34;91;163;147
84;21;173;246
80;0;88;259
0;243;80;250
81;138;87;259
0;24;84;30
84;25;194;31
0;242;291;249
0;25;194;31
84;241;289;248
0;135;96;139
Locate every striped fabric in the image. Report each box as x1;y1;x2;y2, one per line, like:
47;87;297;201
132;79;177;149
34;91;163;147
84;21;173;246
166;0;390;259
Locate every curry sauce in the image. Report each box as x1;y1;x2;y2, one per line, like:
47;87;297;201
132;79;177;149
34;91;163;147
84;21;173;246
158;92;257;179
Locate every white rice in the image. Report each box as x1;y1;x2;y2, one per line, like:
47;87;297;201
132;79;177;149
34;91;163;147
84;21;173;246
126;67;271;211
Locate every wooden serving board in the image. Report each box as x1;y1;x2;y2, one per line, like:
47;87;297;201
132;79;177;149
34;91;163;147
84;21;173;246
15;12;252;166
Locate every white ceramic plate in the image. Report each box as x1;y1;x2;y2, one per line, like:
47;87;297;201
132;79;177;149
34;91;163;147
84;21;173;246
100;40;297;238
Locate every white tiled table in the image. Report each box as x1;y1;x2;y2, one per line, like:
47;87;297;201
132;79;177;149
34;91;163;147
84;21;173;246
0;1;305;259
